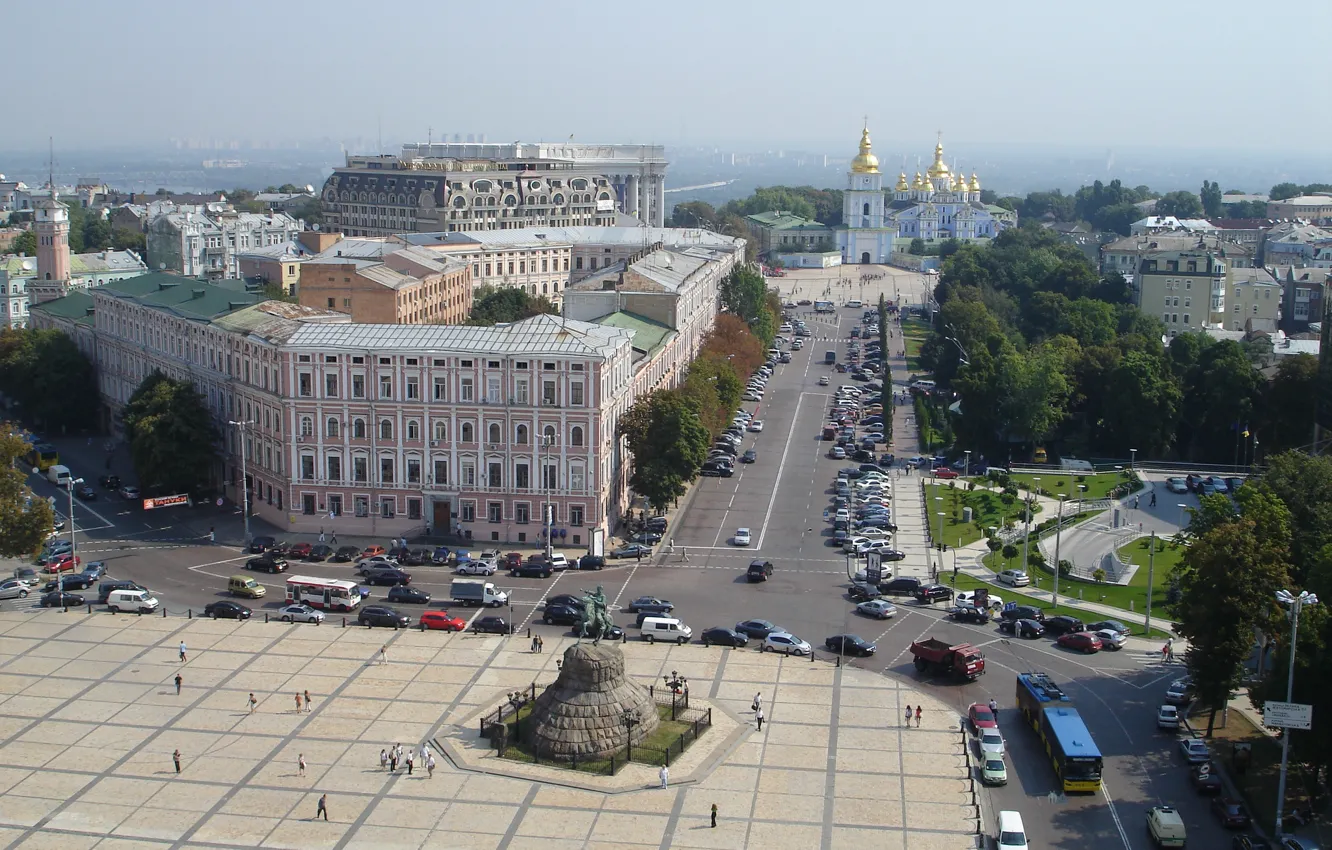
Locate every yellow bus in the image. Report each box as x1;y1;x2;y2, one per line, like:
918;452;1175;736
25;443;59;472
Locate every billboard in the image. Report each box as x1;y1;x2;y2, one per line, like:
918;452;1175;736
143;494;189;510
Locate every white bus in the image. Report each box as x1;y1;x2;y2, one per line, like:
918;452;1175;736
286;576;362;612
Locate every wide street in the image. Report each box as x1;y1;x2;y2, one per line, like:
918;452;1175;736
7;265;1237;849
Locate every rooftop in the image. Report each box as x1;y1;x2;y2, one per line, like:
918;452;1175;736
211;301;351;345
1102;233;1254;257
1272;194;1332;207
96;273;265;321
398;225;743;252
569;246;715;295
28;290;95;325
283;313;634;359
745;211;829;231
593;310;675;358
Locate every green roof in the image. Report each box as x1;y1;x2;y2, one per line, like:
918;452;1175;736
28;290;95;325
594;311;674;356
745;211;830;231
98;273;262;321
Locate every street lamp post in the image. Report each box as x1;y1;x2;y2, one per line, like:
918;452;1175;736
1021;477;1040;579
963;450;971;477
541;434;557;561
1130;448;1138;473
65;477;84;570
1274;589;1319;839
229;419;256;545
1052;495;1067;607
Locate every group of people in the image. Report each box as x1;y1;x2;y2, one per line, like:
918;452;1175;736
380;742;435;778
530;635;545;653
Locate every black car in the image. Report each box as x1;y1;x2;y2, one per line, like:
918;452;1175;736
700;462;734;477
364;569;412;586
578;555;605;571
948;606;991;624
700;627;748;648
40;591;84;608
746;560;774;582
1087;619;1128;635
546;594;586;610
357;605;411;628
734;619;784;639
245;556;288;574
386;585;431;605
1042;616;1085;636
878;577;922;596
393;548;430;566
643;517;668;533
247;535;276;554
98;474;121;490
510;560;553;578
43;575;92;592
97;580;145;604
626;596;673;614
914;584;954;604
610;544;653;559
1229;834;1272;849
740;450;758;464
76;484;97;501
542;603;583;626
330;546;360;562
267;541;293;557
629;531;663;545
1000;605;1046;623
825;634;877;657
999;618;1045;638
204;600;252;620
471;615;509;634
848;582;881;602
307;544;333;562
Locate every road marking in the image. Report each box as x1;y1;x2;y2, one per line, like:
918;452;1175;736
1101;780;1132;850
755;390;806;550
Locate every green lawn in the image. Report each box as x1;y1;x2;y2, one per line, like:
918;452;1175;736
1001;471;1135;501
950;570;1172;639
901;318;930;374
926;483;1029;548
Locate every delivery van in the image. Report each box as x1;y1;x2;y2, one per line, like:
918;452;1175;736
640;616;692;645
995;811;1028;850
47;465;72;486
106;588;160;614
229;575;266;598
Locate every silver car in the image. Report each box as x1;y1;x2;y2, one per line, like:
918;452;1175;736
856;599;898;619
0;579;34;600
455;560;496;576
278;604;324;624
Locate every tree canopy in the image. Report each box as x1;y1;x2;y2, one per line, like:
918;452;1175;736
718;186;844;226
0;328;98;433
0;425;55;558
466;285;558;326
122;372;219;496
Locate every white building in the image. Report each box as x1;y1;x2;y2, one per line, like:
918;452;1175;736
147;209;304;279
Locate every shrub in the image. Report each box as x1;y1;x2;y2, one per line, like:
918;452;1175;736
1058;559;1073;577
1028;552;1046;567
1002;543;1018;559
987;538;1003;553
1092;567;1107;583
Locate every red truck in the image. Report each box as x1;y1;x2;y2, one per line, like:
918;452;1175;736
909;637;986;680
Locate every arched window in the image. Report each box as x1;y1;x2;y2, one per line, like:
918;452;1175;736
326;417;339;438
379;419;393;440
407;420;420;440
543;425;556;442
453;197;466;208
516;424;529;445
461;422;474;443
300;416;313;437
863;202;870;216
571;426;584;447
488;423;501;444
352;418;366;439
434;420;447;441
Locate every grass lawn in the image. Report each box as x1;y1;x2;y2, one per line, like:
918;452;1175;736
926;483;1029;548
950;570;1173;639
1001;471;1135;501
901;318;931;374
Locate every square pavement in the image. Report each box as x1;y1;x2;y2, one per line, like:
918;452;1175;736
0;610;979;849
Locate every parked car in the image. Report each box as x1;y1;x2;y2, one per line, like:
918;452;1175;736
386;585;431;605
471;615;509;634
611;544;654;559
980;757;1008;786
286;542;313;560
913;584;954;604
1000;605;1045;622
1056;631;1103;653
203;600;252;620
1191;762;1223;794
969;703;998;733
40;591;85;608
509;560;553;579
735;619;784;638
998;618;1045;639
456;560;496;576
357;605;411;629
932;468;959;479
1212;797;1251;829
626;597;674;615
763;632;812;655
1166;677;1196;705
1094;629;1127;650
43;574;91;592
997;569;1030;587
330;546;359;562
542;603;583;626
1087;619;1129;636
245;556;288;574
578;555;605;571
46;553;81;573
1157;704;1181;731
247;535;276;554
1180;738;1210;764
279;604;325;624
307;545;333;562
978;729;1006;758
419;611;466;632
1166;477;1189;494
629;531;663;545
825;634;876;657
700;627;748;648
1043;616;1086;636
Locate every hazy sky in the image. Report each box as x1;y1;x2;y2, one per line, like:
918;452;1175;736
8;0;1330;156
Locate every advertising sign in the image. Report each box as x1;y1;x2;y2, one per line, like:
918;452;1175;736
143;494;190;510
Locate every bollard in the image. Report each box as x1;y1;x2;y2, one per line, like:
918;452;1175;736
188;609;192;619
264;612;269;623
527;627;531;639
87;604;92;614
342;617;347;627
162;606;166;617
836;654;841;668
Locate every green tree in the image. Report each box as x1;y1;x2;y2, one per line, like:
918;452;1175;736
719;265;766;323
0;426;55;558
1154;190;1204;218
1270;182;1301;201
998;344;1072;446
1173;517;1289;735
110;227;146;254
1253;452;1332;586
1222;200;1268;218
908;238;926;256
122;372;220;496
1096;349;1181;456
0;329;98;432
1200;180;1223;217
82;214;111;251
1263;354;1318;452
679;355;742;435
670;201;717;228
617;391;709;512
11;229;36;256
466;286;557;326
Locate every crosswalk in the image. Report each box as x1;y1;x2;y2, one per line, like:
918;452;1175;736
1124;651;1185;669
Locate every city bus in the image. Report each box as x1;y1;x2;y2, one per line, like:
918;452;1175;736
25;443;59;472
285;576;362;612
1015;672;1103;792
813;300;835;313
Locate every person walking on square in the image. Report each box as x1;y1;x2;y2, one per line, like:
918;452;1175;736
319;529;326;544
756;708;764;731
426;753;435;778
389;750;397;772
405;750;414;775
316;793;328;821
904;704;912;726
537;635;544;653
304;689;312;712
174;674;182;695
179;641;187;663
1149;490;1157;508
249;693;258;714
298;754;306;777
379;645;388;665
172;749;181;774
295;692;303;713
988;697;998;720
915;705;922;727
331;532;337;545
752;692;762;713
659;764;669;789
711;803;717;828
380;749;388;771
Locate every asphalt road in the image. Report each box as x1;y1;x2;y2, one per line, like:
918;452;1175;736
6;266;1238;850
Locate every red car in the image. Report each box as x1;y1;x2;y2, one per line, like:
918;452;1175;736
505;552;523;569
968;703;998;733
1211;796;1250;828
932;468;959;479
47;553;81;573
287;542;313;559
419;611;466;632
360;545;386;558
1057;631;1103;653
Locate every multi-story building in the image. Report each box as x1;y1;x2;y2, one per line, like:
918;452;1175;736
297;239;471;324
1137;250;1280;337
1;250;148;329
1206;218;1272;251
237;232;340;297
1263;222;1332;267
397;231;574;305
1100;233;1255;277
147;208;304;279
1267;194;1332;223
744;211;834;256
1271;265;1332;334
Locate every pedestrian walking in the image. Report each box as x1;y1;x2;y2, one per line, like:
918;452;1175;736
295;693;303;713
319;529;326;544
331;532;337;545
179;641;187;663
756;708;764;731
304;689;312;711
406;751;414;775
208;527;215;544
752;692;762;713
531;636;538;653
659;764;669;789
537;635;544;653
915;706;922;727
379;645;388;665
419;743;428;764
298;754;306;777
395;743;403;763
1133;495;1140;510
711;803;717;828
1149;491;1157;508
904;704;912;727
316;793;328;821
174;674;182;695
380;749;388;771
426;753;435;778
988;697;998;719
173;749;181;774
389;751;398;772
249;693;258;714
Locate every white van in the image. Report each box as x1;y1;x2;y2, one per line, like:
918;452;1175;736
640;616;692;645
47;465;72;486
106;588;160;614
910;379;937;393
995;811;1028;850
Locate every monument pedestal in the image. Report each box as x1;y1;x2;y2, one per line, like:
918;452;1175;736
525;642;659;760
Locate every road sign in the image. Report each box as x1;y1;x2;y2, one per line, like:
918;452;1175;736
1263;701;1312;730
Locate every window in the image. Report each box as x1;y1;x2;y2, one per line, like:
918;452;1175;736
461;461;475;486
380;457;395;484
407;458;421;484
542;380;556;405
570;382;585;406
461;422;474;443
461;501;475;522
326;418;340;438
571;426;584;447
570;466;585;491
406;377;419;400
542;463;557;490
516;424;528;445
354;495;370;517
488;502;502;523
488;423;501;444
379;374;392;398
407;420;420;440
569;505;584;527
433;377;447;401
300;455;314;480
379;419;393;440
407;498;422;520
486;375;500;402
327;455;342;481
300;416;313;437
352;418;366;439
515;379;529;404
298;373;312;396
460;378;474;401
515;503;530;524
488;462;502;487
434;421;447;441
325;374;338;397
575;256;583;270
352;374;365;398
433;459;448;484
380;497;395;518
516;463;530;489
328;494;342;516
1183;314;1190;324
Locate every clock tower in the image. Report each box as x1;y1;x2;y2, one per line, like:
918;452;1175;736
31;188;71;304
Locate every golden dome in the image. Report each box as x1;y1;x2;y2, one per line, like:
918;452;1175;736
969;173;981;193
850;126;880;173
927;139;950;177
912;172;925;190
896;172;909;191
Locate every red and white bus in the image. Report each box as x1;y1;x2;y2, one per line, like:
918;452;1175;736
285;575;362;612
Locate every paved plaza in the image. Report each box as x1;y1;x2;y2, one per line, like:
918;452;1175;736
0;609;979;850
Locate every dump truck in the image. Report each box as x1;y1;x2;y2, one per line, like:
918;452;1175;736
909;637;986;680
